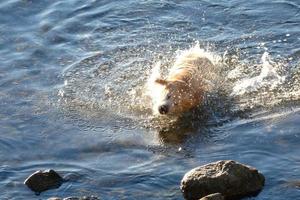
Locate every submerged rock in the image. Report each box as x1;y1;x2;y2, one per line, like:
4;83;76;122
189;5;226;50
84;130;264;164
48;196;99;200
199;193;224;200
181;160;265;200
24;169;64;193
64;196;99;200
283;180;300;188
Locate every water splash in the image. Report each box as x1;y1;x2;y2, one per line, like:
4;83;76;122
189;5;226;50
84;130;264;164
231;52;285;96
145;61;164;115
57;41;300;130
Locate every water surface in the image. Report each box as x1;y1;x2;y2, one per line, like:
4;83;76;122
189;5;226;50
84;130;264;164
1;0;300;199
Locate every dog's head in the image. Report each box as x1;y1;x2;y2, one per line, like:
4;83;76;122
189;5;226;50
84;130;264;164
154;78;199;115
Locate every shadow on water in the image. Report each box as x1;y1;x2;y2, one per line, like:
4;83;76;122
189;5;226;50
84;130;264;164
149;88;241;145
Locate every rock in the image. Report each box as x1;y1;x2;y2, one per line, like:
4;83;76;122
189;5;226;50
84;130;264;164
199;193;224;200
283;180;300;188
48;196;99;200
181;160;265;200
24;169;64;193
64;197;99;200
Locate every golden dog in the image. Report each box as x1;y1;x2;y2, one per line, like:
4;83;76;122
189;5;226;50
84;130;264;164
150;47;214;115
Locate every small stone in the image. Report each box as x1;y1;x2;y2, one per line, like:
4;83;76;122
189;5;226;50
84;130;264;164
63;196;99;200
79;196;99;200
48;196;99;200
283;180;300;188
181;160;265;200
199;193;224;200
24;169;64;193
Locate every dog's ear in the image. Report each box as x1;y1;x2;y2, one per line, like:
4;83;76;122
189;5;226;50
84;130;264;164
155;78;168;85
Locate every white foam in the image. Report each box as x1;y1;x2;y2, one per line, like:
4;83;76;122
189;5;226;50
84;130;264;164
231;52;285;96
145;61;165;115
174;42;220;66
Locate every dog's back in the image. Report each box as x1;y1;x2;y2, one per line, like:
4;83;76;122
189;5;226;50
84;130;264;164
168;49;214;91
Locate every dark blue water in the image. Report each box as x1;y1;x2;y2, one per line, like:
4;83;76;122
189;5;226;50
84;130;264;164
1;0;300;199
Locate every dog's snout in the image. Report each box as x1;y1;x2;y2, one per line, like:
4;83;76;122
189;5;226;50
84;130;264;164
158;105;169;114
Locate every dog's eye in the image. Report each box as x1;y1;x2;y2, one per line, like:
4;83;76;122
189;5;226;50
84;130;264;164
166;94;171;99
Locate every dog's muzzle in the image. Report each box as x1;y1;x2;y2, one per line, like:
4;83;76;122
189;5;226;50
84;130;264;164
158;104;169;114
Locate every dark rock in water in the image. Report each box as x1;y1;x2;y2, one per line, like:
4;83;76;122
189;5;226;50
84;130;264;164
180;160;265;200
63;196;99;200
64;197;99;200
48;196;99;200
24;169;64;194
199;193;224;200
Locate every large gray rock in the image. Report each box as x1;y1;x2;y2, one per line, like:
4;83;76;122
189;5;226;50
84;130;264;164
180;160;265;200
24;169;64;194
199;193;224;200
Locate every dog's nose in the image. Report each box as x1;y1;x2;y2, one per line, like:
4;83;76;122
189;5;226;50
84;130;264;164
158;105;169;114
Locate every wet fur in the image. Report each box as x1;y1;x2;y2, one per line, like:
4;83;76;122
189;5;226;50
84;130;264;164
153;49;214;115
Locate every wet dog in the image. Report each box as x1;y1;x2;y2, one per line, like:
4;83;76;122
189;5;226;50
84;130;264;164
148;46;214;115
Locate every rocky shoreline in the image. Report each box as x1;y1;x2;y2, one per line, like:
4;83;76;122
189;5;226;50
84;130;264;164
24;160;265;200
